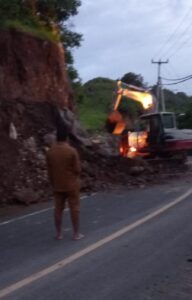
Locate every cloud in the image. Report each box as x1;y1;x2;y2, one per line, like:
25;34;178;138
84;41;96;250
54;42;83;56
73;0;192;94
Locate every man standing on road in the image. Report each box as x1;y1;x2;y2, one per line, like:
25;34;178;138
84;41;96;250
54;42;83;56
47;125;83;241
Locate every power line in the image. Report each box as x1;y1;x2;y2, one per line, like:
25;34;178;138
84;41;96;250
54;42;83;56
163;76;192;85
153;6;192;59
162;19;192;59
166;63;180;78
168;27;192;58
162;74;192;81
163;64;178;80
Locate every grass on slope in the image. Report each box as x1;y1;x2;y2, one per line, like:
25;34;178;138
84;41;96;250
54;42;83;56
78;104;107;130
78;77;116;130
1;20;58;42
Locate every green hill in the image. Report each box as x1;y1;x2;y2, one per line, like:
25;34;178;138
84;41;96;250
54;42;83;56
77;76;192;131
78;77;116;130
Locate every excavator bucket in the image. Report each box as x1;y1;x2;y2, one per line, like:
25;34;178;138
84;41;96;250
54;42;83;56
106;111;126;135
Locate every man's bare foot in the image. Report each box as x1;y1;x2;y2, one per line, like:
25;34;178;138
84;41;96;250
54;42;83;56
73;233;84;241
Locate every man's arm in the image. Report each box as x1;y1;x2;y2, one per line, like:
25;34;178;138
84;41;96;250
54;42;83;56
46;152;54;185
72;149;81;175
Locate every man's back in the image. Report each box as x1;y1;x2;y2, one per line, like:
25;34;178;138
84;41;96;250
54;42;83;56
47;142;81;192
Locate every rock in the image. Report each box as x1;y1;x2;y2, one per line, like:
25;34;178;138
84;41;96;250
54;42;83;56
81;161;90;171
43;133;56;147
36;152;45;161
23;137;37;153
129;166;145;175
73;119;88;138
9;122;18;140
16;103;25;114
97;148;114;157
92;139;102;144
13;188;40;205
79;137;92;147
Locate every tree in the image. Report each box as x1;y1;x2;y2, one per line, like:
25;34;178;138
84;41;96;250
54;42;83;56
121;72;145;88
177;102;192;129
118;96;143;121
0;0;36;25
33;0;83;82
0;0;82;82
83;77;117;110
118;72;145;121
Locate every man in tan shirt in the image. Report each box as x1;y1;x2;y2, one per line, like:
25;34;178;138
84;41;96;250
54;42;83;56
47;126;83;240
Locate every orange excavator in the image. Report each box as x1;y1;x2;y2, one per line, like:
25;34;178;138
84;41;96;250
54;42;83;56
106;81;156;135
106;81;192;160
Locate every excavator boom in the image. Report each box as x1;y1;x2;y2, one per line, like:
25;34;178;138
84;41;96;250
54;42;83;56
114;81;155;111
107;81;156;135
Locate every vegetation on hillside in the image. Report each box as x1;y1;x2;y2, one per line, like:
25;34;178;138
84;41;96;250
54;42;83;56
77;73;192;131
0;0;82;82
77;78;116;130
77;73;146;130
0;2;191;130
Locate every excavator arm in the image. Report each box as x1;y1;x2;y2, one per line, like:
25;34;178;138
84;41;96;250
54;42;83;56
114;81;154;111
106;81;156;135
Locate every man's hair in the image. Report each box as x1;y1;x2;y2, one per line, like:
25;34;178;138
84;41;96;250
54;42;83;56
56;123;69;142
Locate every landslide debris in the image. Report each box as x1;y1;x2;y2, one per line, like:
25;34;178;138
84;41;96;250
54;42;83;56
0;29;190;207
0;99;190;207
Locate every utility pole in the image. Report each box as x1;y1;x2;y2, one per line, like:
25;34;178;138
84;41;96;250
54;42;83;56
152;59;169;111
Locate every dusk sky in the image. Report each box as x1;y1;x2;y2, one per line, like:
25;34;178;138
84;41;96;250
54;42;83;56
73;0;192;95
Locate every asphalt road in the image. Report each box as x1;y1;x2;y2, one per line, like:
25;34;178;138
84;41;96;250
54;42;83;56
1;180;192;300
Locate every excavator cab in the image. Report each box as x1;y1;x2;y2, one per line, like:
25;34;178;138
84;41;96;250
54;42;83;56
141;112;176;143
121;112;177;158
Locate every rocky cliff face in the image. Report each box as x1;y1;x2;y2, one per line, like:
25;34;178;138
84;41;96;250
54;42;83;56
0;29;73;205
0;29;73;109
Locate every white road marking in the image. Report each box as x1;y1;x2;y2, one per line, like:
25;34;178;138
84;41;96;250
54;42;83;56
0;188;191;299
0;207;53;226
0;194;93;226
